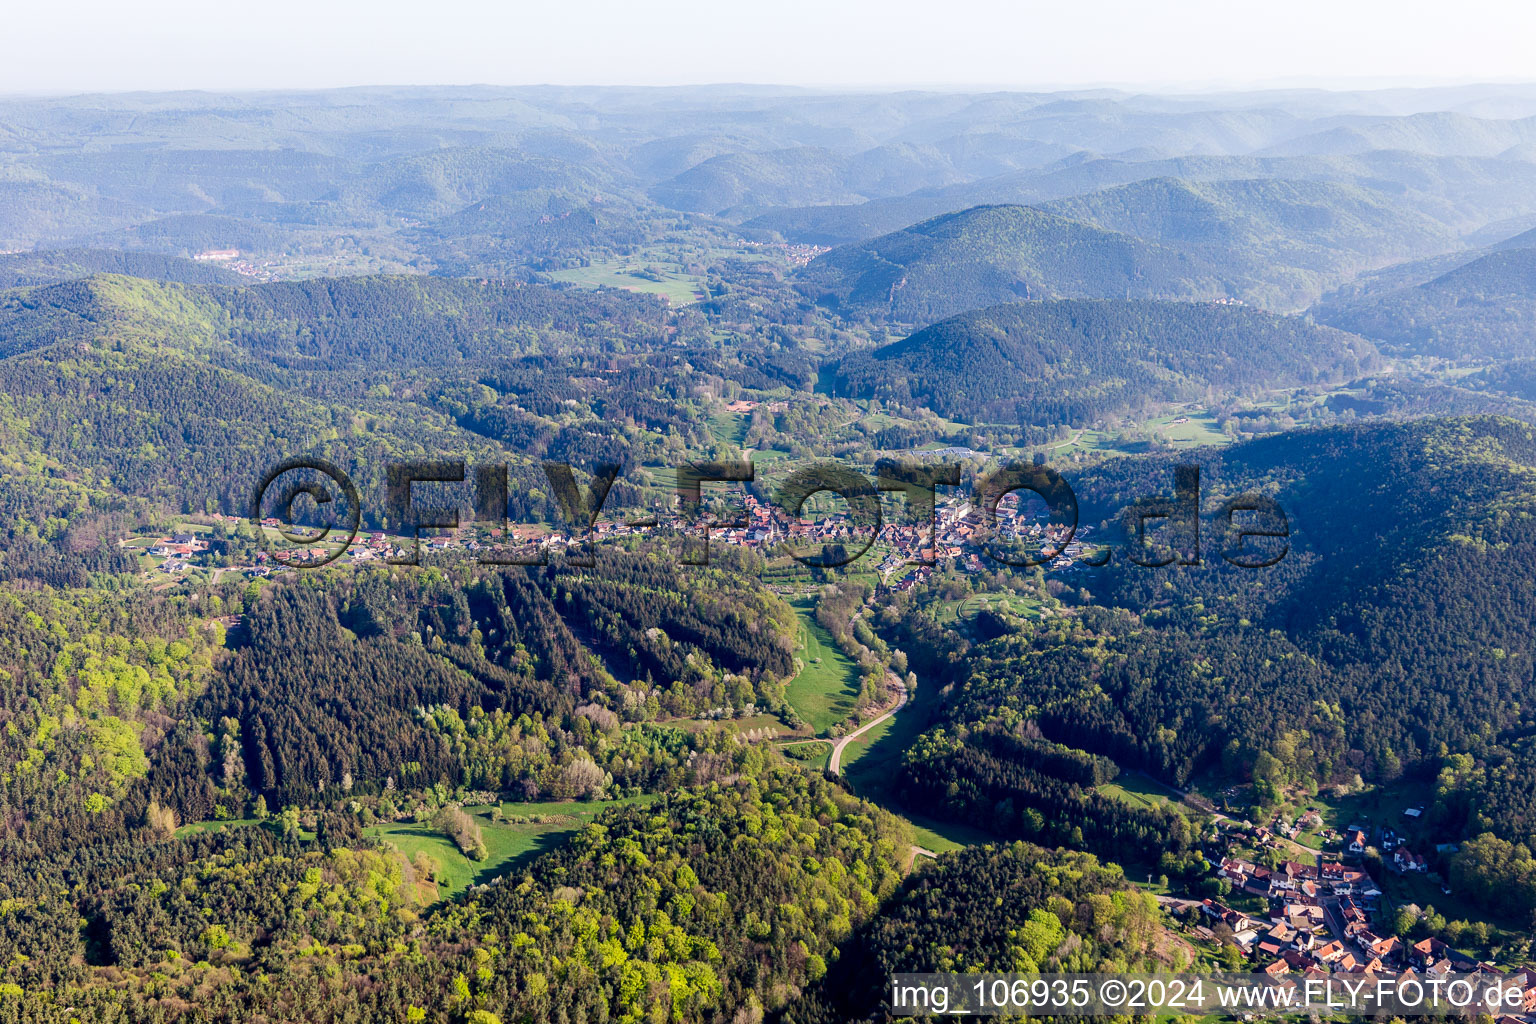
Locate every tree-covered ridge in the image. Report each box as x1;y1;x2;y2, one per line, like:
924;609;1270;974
171;556;804;812
909;418;1536;824
0;764;917;1023
0;248;241;289
1313;245;1536;359
215;274;684;366
0;328;540;545
414;191;663;273
453;770;911;1022
0;272;781;546
781;842;1168;1024
0;272;687;365
1038;177;1453;306
830;299;1380;424
1469;357;1536;402
797;204;1234;323
895;725;1198;870
0;588;224;856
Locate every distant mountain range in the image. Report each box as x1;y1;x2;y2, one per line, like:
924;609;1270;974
10;85;1536;281
1039;177;1451;285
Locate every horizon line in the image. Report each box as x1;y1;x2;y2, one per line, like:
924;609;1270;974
8;76;1536;103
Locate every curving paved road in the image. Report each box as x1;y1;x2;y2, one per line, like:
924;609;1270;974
828;679;908;775
824;676;941;865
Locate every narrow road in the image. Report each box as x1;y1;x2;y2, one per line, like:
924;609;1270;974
1048;428;1087;451
828;680;908;775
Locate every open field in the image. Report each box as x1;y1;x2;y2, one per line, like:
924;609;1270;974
1099;773;1192;816
1143;411;1229;446
369;795;661;900
834;712;895;771
707;410;748;448
175;798;659;901
1275;781;1432;854
783;600;863;734
931;589;1043;625
547;258;704;306
178;817;262;836
779;739;833;771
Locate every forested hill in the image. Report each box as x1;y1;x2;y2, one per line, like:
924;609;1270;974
927;417;1536;838
796;204;1234;323
0;248;241;288
1313;246;1536;359
0;272;738;550
874;416;1536;917
828;299;1380;424
781;843;1166;1023
1039;177;1453;307
0;272;687;364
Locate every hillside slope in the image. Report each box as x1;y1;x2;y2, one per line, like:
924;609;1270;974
1040;177;1454;303
830;299;1379;423
797;204;1235;322
914;417;1536;855
1314;246;1536;358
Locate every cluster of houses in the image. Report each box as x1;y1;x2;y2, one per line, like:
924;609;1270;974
1205;887;1536;1016
1204;859;1454;966
192;248;284;280
1194;834;1506;996
732;238;829;267
148;531;209;572
873;495;1099;588
137;477;1103;580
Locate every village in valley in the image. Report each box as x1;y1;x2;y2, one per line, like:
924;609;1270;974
123;474;1097;585
1159;797;1536;1012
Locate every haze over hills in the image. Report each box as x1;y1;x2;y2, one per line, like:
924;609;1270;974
1039;178;1453;292
746;150;1536;247
7;84;1536;284
1313;245;1536;358
648;144;966;216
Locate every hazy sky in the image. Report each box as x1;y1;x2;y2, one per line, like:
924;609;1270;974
9;0;1536;95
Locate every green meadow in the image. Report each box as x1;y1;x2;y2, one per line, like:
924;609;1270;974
783;599;863;735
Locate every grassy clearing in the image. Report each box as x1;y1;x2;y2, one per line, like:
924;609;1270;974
669;712;792;736
177;817;261;836
779;740;833;772
707;410;748;449
176;818;317;842
1098;773;1191;816
783;600;863;735
1143;411;1229;446
904;812;990;854
931;590;1042;625
1277;781;1432;855
368;794;660;900
835;713;895;772
547;258;703;306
